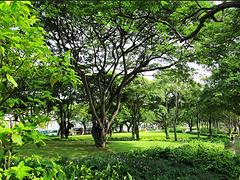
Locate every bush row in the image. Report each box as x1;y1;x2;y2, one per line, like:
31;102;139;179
1;143;239;179
119;144;240;179
0;156;132;180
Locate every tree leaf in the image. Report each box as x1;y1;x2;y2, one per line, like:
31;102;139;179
11;161;32;179
6;74;18;87
11;133;23;146
160;1;168;7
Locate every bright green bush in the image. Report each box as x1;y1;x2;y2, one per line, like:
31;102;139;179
59;156;132;180
0;156;133;180
127;143;240;179
2;156;65;180
60;141;239;179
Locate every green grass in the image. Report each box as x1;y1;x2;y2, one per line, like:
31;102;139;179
109;131;207;141
16;131;225;159
17;140;183;159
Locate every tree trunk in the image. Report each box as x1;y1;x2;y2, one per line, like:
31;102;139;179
164;95;170;140
196;120;200;138
92;122;106;148
173;92;179;142
59;122;65;139
209;114;212;138
126;123;132;132
65;120;71;139
132;124;136;140
196;111;200;138
136;127;139;140
108;126;113;138
59;104;66;139
132;129;135;139
173;122;177;141
189;119;193;133
119;124;123;133
135;119;140;140
82;122;87;134
228;116;232;136
65;106;71;139
164;121;170;139
132;116;137;139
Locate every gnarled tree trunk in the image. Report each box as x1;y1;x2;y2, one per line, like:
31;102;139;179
92;122;106;148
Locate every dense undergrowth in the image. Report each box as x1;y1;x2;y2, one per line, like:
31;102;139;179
1;142;239;179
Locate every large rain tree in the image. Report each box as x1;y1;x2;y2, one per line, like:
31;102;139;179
36;1;240;147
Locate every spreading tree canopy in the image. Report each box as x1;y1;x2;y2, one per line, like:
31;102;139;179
35;1;240;147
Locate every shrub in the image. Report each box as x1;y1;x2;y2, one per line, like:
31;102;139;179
127;143;240;179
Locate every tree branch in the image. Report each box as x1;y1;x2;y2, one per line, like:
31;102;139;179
181;2;240;42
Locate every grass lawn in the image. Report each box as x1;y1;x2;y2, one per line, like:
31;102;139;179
16;131;225;159
109;131;207;141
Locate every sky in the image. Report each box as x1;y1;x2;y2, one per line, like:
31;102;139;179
143;62;211;84
187;62;211;84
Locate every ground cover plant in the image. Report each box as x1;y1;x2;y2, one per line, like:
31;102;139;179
5;141;240;179
12;132;238;179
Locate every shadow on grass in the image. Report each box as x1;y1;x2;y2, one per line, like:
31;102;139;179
16;140;109;159
16;138;184;160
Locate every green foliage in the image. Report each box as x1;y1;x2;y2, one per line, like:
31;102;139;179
3;131;238;179
1;155;132;180
1;156;66;179
6;74;18;88
0;122;65;179
119;143;240;179
0;122;47;178
0;123;46;148
4;161;32;180
60;160;131;180
0;1;79;122
47;142;238;180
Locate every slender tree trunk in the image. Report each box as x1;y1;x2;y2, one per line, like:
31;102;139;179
189;119;193;133
119;124;123;133
173;121;177;141
164;121;170;139
209;113;212;138
132;117;136;140
164;95;170;139
135;118;140;140
136;127;139;140
228;115;232;136
59;104;66;139
82;122;87;134
65;104;71;139
196;110;200;138
173;92;179;142
196;119;200;138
